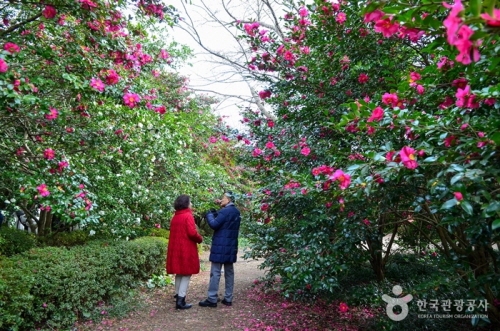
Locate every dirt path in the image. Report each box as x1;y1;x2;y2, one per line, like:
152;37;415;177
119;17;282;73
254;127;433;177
80;249;266;331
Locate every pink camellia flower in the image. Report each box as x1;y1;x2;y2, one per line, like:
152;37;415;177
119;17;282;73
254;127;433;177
437;56;454;70
42;5;57;19
443;0;481;65
79;0;98;10
0;58;8;72
298;6;309;17
477;141;488;148
252;148;263;157
4;42;20;54
336;12;347;24
123;93;141;108
330;169;351;190
260;203;269;211
58;161;69;171
362;219;371;226
45;107;59;120
481;9;500;27
455;85;479;109
159;49;170;59
358;73;369;84
374;18;400;38
416;85;425;95
90;78;105;92
339;302;349;313
364;9;384;23
301;146;311;156
37;184;50;197
43;148;55;160
154;223;161;229
409;71;421;83
209;136;217;143
265;141;275;149
454;192;463;201
367;106;384;122
267;119;275;128
381;93;398;107
399;146;418;169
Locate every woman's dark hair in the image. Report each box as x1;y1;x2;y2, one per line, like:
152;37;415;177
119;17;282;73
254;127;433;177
174;194;191;211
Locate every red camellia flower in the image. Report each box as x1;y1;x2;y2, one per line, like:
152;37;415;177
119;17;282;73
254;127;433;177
339;302;349;313
42;5;57;19
358;73;369;84
43;148;55;160
104;69;120;85
258;89;272;99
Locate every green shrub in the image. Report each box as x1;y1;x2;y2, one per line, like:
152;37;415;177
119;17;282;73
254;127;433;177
147;228;170;241
0;227;37;257
42;230;91;247
0;237;167;331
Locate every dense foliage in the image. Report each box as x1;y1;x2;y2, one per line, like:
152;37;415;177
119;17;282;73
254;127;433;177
0;0;242;238
238;0;500;325
0;237;166;330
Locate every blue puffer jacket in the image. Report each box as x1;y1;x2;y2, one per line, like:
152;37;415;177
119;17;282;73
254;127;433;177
206;203;241;263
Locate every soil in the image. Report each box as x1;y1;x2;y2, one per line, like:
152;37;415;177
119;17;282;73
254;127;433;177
77;249;267;331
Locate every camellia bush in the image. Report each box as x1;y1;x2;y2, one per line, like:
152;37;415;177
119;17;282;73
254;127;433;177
236;0;500;325
0;0;242;238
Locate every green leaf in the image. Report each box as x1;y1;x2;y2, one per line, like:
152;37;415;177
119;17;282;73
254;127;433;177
469;0;482;17
423;156;437;162
450;173;464;185
448;164;465;172
461;201;473;215
485;201;500;214
441;199;458;210
491;132;500;145
492;219;500;231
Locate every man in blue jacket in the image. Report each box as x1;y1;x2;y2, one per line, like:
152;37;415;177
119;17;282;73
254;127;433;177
199;191;241;308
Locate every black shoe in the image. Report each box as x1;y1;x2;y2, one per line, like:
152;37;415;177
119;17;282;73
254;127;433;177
176;296;192;310
173;294;178;300
221;299;232;306
198;299;217;307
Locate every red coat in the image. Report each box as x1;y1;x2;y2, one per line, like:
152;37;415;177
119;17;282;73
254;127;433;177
166;209;203;275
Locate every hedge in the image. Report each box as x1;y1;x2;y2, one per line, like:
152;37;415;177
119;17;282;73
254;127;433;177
0;236;167;331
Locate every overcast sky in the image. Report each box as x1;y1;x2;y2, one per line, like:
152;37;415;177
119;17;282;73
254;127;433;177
168;0;250;130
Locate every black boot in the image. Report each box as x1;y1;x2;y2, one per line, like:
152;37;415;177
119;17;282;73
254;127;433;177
176;296;192;310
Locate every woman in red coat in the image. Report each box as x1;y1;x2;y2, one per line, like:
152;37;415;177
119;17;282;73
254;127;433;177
166;194;203;309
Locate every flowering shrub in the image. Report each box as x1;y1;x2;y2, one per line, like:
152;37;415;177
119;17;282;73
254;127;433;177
0;0;240;237
238;0;500;324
